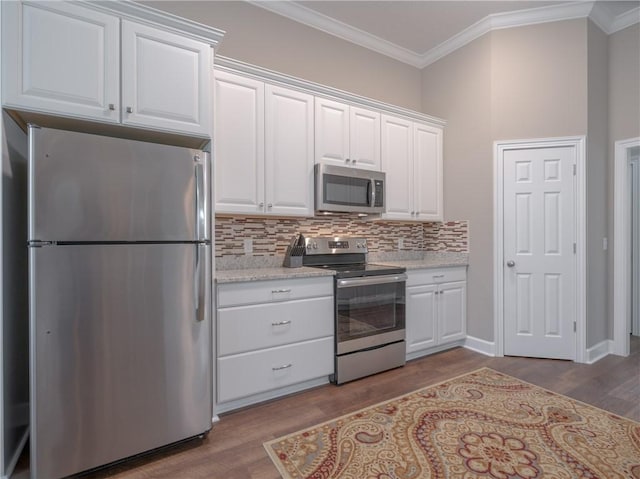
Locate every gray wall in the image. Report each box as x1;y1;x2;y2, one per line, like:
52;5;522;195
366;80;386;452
608;23;640;338
421;19;589;342
416;34;493;341
142;1;423;111
586;22;610;346
1;111;29;474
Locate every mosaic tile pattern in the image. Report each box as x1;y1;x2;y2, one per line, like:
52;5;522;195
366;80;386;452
214;215;468;257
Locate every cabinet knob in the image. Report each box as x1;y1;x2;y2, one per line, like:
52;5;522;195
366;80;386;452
345;158;351;163
267;203;273;209
259;202;264;208
108;103;115;111
507;260;516;267
126;106;133;113
352;159;357;164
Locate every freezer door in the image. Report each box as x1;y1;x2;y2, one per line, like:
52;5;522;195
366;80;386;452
29;244;212;479
28;126;210;242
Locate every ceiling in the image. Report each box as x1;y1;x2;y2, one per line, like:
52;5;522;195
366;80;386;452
251;1;640;67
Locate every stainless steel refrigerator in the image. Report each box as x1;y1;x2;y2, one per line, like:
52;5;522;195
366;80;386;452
27;126;212;479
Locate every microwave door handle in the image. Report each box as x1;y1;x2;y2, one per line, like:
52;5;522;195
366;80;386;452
369;178;376;207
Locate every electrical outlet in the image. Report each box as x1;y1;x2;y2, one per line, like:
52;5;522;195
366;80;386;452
398;238;404;250
243;238;253;254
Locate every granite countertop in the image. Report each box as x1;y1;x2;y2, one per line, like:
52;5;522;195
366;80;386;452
370;251;469;270
216;266;334;284
215;255;335;284
215;251;468;284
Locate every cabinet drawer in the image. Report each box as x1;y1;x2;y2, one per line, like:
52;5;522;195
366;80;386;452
217;337;333;403
407;266;466;286
218;296;334;355
217;277;333;307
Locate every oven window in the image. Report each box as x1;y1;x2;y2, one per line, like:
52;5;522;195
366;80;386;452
323;174;370;207
336;281;405;342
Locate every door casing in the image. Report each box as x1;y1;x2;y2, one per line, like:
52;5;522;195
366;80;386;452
613;137;640;356
494;136;586;362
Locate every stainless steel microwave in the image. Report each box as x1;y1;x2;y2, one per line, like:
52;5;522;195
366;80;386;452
315;163;385;214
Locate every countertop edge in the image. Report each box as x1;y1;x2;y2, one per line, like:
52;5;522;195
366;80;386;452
215;267;335;284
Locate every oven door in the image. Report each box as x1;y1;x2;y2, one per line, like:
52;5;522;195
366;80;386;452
335;273;406;355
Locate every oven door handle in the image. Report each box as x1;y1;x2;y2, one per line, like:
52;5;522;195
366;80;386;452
336;273;407;289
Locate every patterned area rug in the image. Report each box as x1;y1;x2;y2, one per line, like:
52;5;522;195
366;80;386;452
264;367;640;478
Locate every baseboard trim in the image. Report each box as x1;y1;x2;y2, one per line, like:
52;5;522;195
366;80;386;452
586;339;614;364
464;336;496;356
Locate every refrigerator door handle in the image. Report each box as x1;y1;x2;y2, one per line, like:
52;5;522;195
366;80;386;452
195;244;206;322
195;161;206;241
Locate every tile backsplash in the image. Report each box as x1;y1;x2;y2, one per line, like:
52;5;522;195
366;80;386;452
215;215;468;257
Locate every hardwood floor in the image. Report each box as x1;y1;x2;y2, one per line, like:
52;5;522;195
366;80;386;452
14;338;640;479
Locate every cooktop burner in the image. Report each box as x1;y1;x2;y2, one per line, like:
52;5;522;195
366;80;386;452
301;236;406;278
310;263;405;279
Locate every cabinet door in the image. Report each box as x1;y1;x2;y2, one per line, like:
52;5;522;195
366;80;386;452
213;71;265;214
2;1;119;122
121;20;211;136
438;281;467;343
315;98;350;166
414;123;443;221
406;284;437;353
381;115;414;220
265;85;314;216
349;106;380;170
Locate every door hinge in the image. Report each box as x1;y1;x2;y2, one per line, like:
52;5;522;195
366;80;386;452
573;243;576;254
573;321;577;332
573;164;577;176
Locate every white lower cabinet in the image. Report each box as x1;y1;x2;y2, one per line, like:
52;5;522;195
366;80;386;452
216;276;334;410
406;267;466;358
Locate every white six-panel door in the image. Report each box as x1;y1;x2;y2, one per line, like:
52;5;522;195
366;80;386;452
503;146;576;359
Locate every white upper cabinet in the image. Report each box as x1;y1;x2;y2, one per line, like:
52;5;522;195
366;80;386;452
315;98;380;170
214;70;314;217
214;71;265;215
2;1;216;137
350;106;381;170
414;123;443;221
381;115;414;220
121;20;211;136
2;1;120;123
382;114;444;221
265;85;314;216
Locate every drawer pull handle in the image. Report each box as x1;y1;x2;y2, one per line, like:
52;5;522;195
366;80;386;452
272;289;291;294
432;274;445;279
272;363;292;371
272;320;291;326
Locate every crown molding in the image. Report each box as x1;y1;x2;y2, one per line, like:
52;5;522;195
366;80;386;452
247;0;421;66
609;6;640;34
249;0;639;69
215;55;447;126
420;1;594;68
84;0;225;46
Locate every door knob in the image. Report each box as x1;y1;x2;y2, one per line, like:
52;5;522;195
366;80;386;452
506;260;516;267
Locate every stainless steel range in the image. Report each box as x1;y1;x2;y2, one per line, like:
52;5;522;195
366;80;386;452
303;237;407;384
